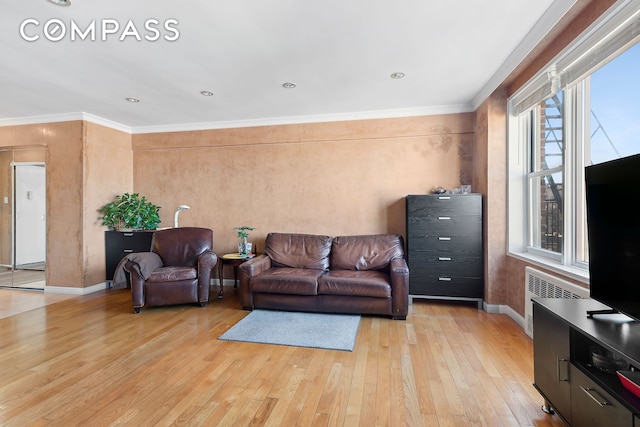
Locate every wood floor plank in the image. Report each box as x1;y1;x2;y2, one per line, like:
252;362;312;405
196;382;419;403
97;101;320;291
278;376;313;426
400;353;422;426
294;351;336;426
374;319;392;427
0;291;567;427
263;366;306;426
343;341;368;426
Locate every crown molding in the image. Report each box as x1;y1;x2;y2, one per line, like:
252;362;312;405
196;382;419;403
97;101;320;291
0;103;473;135
0;112;132;133
81;113;133;133
0;112;84;127
129;104;474;135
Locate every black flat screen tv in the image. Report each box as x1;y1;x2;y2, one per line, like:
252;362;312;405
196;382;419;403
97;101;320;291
585;153;640;320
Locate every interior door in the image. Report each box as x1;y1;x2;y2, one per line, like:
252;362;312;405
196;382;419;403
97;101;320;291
14;163;46;267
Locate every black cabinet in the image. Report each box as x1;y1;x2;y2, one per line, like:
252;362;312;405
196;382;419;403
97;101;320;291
533;303;572;424
533;298;639;426
570;365;631;427
406;194;483;306
105;231;154;281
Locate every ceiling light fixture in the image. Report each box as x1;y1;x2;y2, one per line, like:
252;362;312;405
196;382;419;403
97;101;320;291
390;72;406;79
282;82;296;89
46;0;71;6
125;97;140;103
200;90;214;96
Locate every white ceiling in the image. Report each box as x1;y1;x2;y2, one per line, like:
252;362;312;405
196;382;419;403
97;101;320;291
0;0;575;133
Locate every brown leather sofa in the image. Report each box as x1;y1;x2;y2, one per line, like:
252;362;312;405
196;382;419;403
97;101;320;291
238;233;409;319
125;227;218;313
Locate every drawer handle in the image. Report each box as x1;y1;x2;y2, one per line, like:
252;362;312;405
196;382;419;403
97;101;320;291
123;249;134;253
438;257;452;261
579;386;610;407
123;233;134;237
438;196;451;200
438;237;451;241
438;216;451;220
438;277;452;281
557;358;569;382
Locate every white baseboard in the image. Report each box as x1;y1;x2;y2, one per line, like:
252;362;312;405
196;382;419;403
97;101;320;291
41;277;244;296
43;279;238;296
218;279;241;288
484;302;527;332
44;282;109;295
484;302;500;313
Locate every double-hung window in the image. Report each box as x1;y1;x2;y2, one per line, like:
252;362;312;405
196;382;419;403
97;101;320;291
508;1;640;279
528;92;565;261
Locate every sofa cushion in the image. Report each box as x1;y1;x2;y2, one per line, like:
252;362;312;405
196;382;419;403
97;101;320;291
318;270;391;298
147;266;197;282
264;233;332;270
251;267;323;295
330;234;404;271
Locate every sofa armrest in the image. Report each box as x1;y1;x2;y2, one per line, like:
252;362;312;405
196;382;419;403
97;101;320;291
239;254;271;277
238;254;271;309
389;258;409;319
390;257;409;275
123;252;165;311
124;260;147;311
197;250;218;303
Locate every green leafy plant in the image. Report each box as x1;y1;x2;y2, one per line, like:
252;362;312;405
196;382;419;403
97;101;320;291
233;226;255;240
233;226;255;255
99;193;161;230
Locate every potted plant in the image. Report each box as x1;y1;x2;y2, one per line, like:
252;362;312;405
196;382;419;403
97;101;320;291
233;226;255;255
99;193;161;231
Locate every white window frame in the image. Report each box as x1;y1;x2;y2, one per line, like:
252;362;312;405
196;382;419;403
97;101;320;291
507;0;640;283
525;102;564;263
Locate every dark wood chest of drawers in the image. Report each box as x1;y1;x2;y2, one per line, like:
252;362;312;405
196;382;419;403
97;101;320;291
406;194;483;306
105;231;154;281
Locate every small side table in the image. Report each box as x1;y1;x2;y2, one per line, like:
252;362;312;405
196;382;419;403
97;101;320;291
217;253;255;298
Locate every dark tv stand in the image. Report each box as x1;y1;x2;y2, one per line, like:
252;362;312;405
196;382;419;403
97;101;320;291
587;308;620;318
533;298;640;426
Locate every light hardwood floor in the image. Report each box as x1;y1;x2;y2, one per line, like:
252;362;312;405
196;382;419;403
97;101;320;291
0;288;566;426
0;288;74;319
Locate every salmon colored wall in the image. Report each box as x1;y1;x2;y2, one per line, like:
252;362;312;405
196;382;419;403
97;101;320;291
132;114;476;261
0;122;132;289
474;89;508;307
13;148;46;163
83;122;133;286
0;122;84;287
0;150;12;265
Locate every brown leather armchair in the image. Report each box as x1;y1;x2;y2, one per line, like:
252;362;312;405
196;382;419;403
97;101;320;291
124;227;217;313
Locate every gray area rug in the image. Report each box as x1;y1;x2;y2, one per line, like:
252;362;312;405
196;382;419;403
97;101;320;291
219;310;361;351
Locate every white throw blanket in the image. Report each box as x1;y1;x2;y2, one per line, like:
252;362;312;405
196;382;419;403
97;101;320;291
112;252;163;290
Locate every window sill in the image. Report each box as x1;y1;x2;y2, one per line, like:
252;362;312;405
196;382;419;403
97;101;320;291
507;251;589;286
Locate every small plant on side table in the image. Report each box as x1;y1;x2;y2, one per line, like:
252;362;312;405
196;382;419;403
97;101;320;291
233;226;255;255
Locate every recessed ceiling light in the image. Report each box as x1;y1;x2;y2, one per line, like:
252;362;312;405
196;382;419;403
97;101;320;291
200;90;214;96
46;0;71;6
125;97;140;103
390;72;406;79
282;82;297;89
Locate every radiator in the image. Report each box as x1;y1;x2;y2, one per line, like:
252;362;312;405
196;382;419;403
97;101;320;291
524;267;589;337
